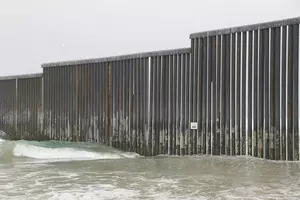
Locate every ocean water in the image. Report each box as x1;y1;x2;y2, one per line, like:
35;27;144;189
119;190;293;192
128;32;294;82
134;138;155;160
0;138;300;200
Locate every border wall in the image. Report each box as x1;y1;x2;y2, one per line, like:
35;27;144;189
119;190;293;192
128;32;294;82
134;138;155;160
0;17;300;160
190;18;300;160
0;74;44;140
42;48;191;156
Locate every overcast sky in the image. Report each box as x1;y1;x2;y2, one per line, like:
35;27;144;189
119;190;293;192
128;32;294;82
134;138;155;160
0;0;300;76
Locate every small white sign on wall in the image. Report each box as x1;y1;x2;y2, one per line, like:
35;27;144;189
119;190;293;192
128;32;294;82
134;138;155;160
190;122;198;130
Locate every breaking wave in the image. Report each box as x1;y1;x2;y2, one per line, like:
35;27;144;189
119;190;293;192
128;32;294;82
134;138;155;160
0;139;139;162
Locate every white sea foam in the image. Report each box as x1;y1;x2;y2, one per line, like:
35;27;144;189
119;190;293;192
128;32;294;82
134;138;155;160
0;138;140;162
117;151;141;158
13;143;122;161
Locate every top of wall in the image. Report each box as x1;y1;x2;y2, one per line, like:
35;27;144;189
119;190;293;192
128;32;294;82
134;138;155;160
41;48;191;68
0;73;43;81
190;16;300;39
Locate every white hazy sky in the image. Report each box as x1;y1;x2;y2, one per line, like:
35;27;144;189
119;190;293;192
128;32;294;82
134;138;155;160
0;0;300;76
